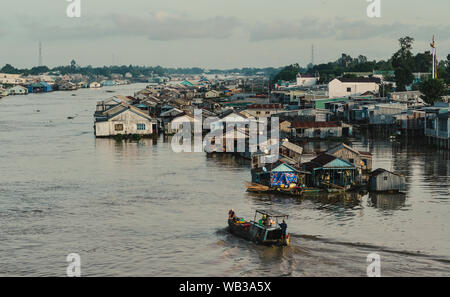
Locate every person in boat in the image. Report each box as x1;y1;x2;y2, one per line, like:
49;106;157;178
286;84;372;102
280;220;287;241
260;214;267;226
228;209;236;220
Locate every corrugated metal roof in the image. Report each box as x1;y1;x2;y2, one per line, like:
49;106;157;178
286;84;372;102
292;121;340;128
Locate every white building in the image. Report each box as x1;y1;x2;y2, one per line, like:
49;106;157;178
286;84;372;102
242;104;284;118
328;77;381;98
205;90;220;98
0;73;26;85
166;114;202;135
390;91;425;107
95;104;156;137
89;82;102;88
7;85;28;95
296;73;319;87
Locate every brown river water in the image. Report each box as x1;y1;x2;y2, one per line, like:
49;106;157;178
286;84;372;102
0;83;449;276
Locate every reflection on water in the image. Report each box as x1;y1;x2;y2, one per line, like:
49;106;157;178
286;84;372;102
369;193;406;210
0;85;449;276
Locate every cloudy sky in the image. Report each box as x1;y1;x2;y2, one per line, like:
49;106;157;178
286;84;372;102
1;0;449;69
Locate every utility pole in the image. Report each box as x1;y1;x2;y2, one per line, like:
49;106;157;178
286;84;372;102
311;44;314;66
430;35;437;79
38;42;42;66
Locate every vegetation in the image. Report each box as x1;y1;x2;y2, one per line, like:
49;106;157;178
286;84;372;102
272;36;450;91
391;37;415;91
419;78;447;104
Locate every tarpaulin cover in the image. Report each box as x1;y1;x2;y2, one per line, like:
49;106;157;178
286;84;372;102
271;172;298;186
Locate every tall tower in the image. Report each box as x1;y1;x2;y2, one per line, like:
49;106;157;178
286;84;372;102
38;42;42;66
430;36;437;79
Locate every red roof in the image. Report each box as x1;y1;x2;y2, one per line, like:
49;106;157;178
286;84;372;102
291;121;340;128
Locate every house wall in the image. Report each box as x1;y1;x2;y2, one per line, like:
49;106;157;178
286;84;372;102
8;86;28;95
330;148;361;170
296;76;318;87
95;110;153;137
371;172;405;192
328;79;379;98
244;109;282;118
297;127;342;138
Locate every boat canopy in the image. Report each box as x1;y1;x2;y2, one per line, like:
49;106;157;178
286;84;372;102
255;209;289;218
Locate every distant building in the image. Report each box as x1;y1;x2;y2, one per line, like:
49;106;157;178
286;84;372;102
102;80;116;87
296;73;319;87
7;85;28;95
204;90;220;99
328;77;381;98
0;73;26;85
28;82;52;93
241;104;283;118
58;81;77;91
290;121;352;139
425;111;450;149
89;82;102;88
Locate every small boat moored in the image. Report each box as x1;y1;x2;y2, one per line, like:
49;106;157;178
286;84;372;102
227;209;290;246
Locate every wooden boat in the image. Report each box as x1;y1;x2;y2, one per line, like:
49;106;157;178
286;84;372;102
228;210;290;246
244;182;304;197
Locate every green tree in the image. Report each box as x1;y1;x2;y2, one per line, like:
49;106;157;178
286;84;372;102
419;78;447;104
70;59;77;69
272;64;301;83
392;36;415;91
0;64;20;74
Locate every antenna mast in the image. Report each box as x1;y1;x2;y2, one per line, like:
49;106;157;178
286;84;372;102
38;42;42;66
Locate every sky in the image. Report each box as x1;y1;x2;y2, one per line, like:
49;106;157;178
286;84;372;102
1;0;449;69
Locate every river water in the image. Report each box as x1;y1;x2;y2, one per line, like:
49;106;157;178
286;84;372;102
0;84;449;276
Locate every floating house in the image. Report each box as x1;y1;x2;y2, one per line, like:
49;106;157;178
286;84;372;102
369;168;406;192
326;143;372;172
28;82;52;93
291;121;352;139
101;80;116;87
251;161;303;187
58;81;77;91
94;104;156;137
89;82;102;88
303;154;357;188
166;114;201;135
424;111;450;149
7;85;28;95
279;141;303;163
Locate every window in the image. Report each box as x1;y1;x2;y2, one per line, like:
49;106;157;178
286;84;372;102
265;111;270;115
384;176;388;181
349;158;354;163
137;123;146;130
115;124;123;131
347;87;352;92
256;111;261;115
